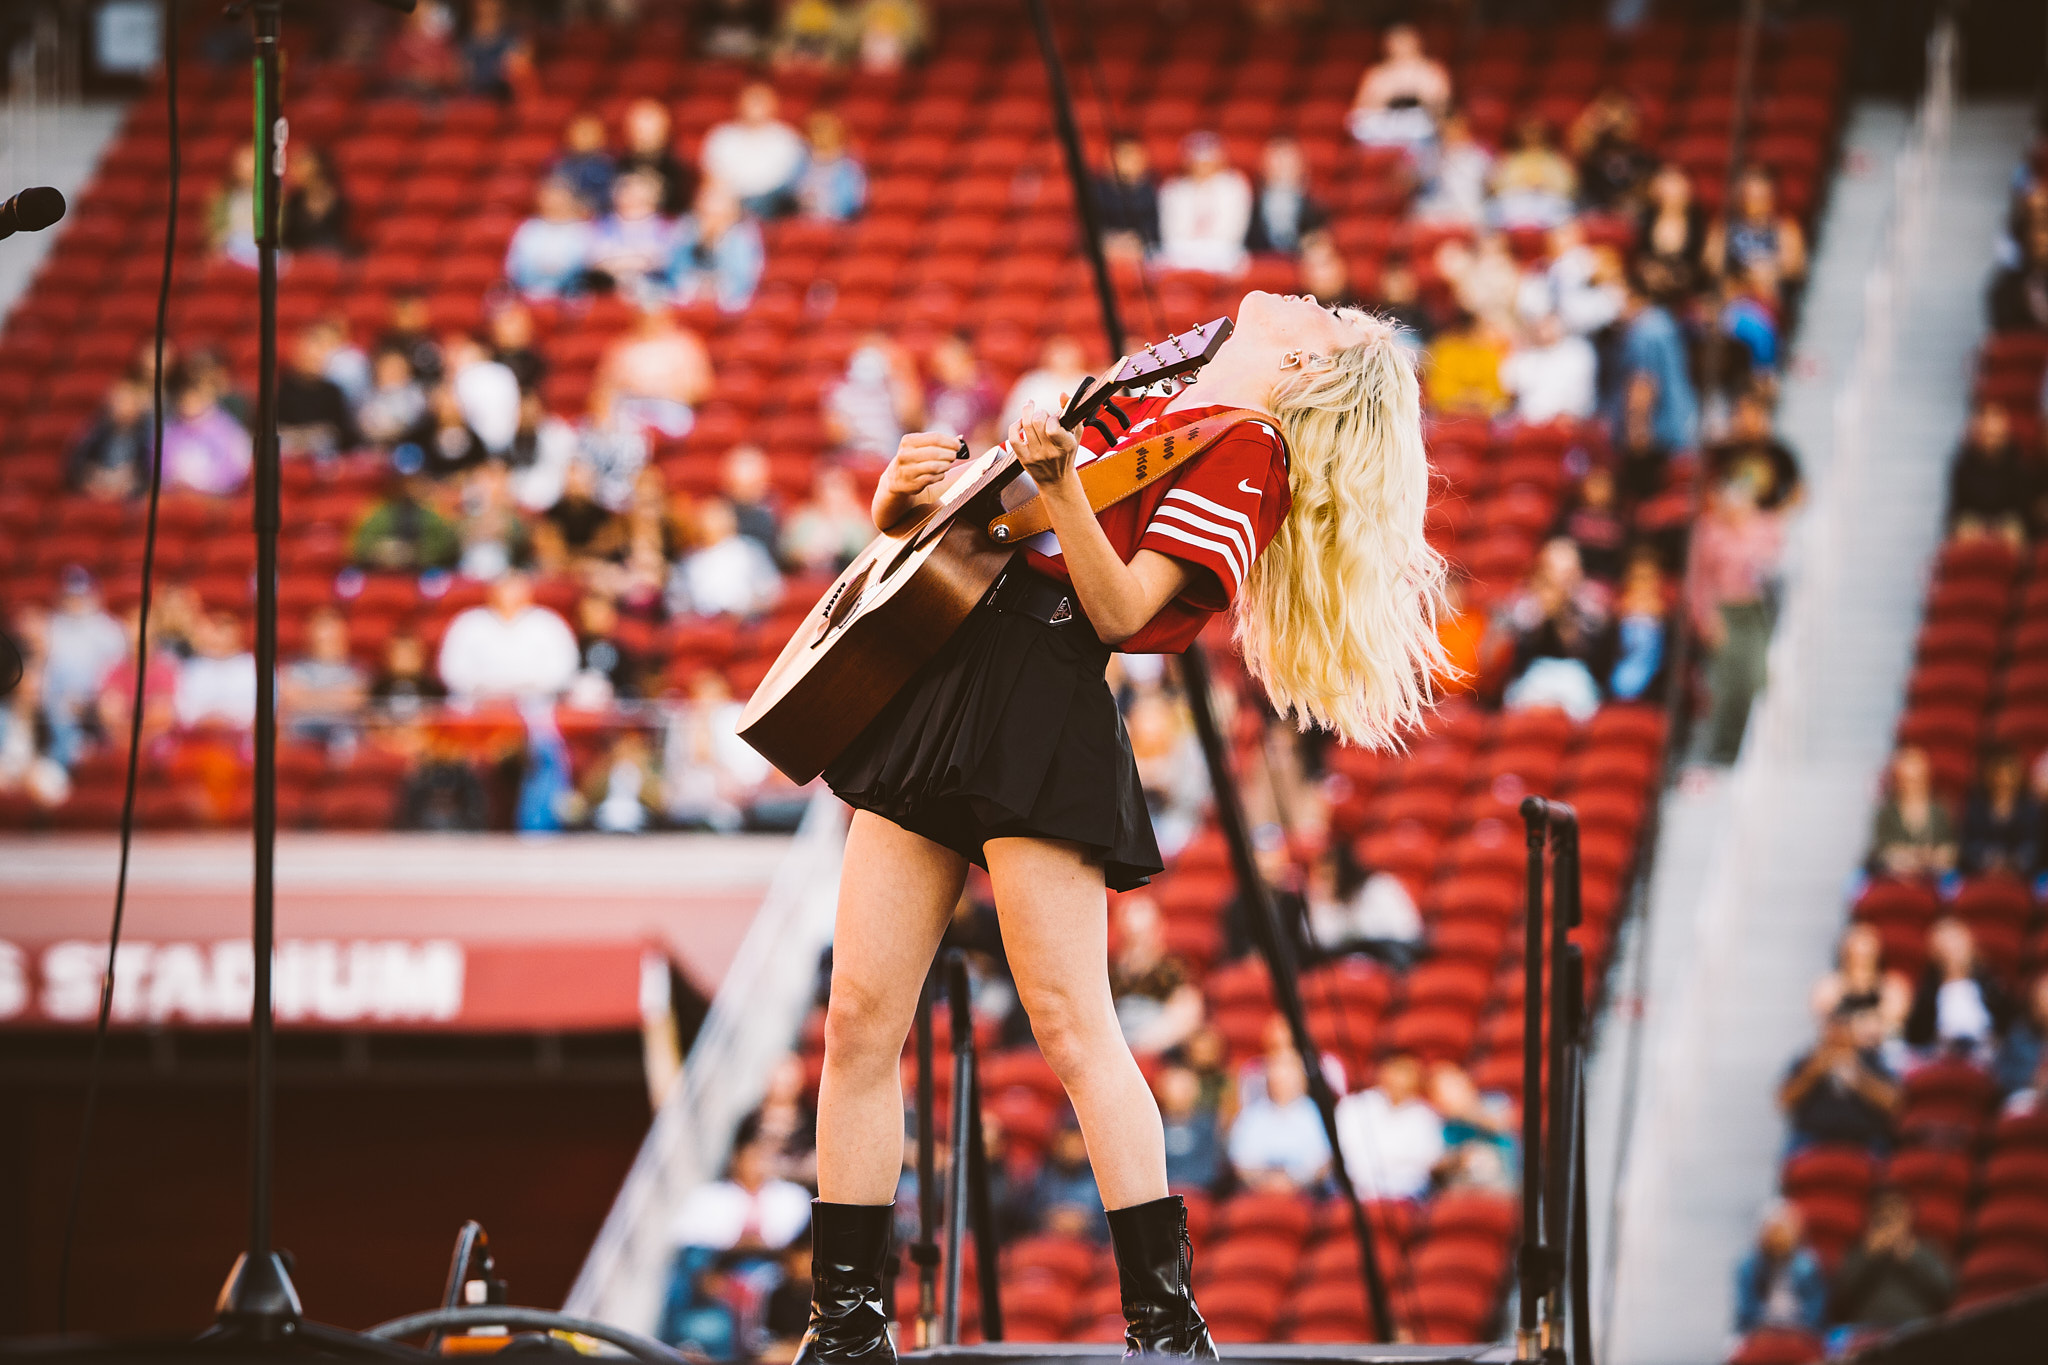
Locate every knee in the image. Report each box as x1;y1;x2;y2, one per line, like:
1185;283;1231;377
823;979;908;1074
1019;983;1118;1082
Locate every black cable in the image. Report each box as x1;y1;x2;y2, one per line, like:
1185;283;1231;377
55;0;179;1331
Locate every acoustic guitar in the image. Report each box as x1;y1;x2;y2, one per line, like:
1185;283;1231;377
738;319;1235;783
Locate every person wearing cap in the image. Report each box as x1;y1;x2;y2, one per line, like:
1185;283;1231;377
41;566;127;767
1157;132;1252;276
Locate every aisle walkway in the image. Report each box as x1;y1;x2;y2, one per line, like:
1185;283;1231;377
1593;100;2031;1365
0;100;125;327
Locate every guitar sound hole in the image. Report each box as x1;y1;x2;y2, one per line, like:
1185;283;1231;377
813;564;871;646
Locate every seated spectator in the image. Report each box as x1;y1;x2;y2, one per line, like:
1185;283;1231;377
174;611;257;731
1155;1062;1223;1194
1125;687;1208;860
1334;1054;1444;1199
550;111;615;215
698;0;776;61
673;182;765;314
1733;1201;1828;1334
1413;109;1492;225
848;0;926;73
506;177;597;301
1428;1063;1516;1192
588;171;682;304
618;97;696;216
797;110;866;222
1686;471;1786;764
355;349;431;451
537;460;626;571
1554;465;1630;585
1092;136;1161;260
454;462;531;582
378;292;444;387
1499;537;1612;723
1990;219;2048;332
1961;747;2038;875
1374;256;1434;345
1613;280;1701;455
400;384;489;479
1904;917;2012;1061
1948;400;2042;542
382;0;460;99
701;83;807;220
1828;1191;1953;1333
280;144;350;253
596;307;715;440
1708;391;1804;512
781;465;876;574
574;731;663;833
1612;374;1674;508
1529;223;1626;335
506;392;579;513
826;336;920;465
1347;23;1449;149
1244;137;1328;256
163;369;253;496
1300;239;1367;314
1813;923;1912;1039
1157;133;1252;276
1995;973;2048;1095
1706;166;1808;291
923;333;1001;453
210;141;258;268
571;592;643;705
67;378;152;499
1304;847;1422;965
1869;747;1957;879
1490;116;1578;230
663;671;774;832
1500;313;1598;425
574;393;654;513
350;461;464;579
443;334;520;457
772;0;852;67
281;607;367;752
663;1133;812;1332
369;630;447;722
752;1053;821;1187
1570;89;1656;213
1422;310;1507;417
277;325;361;459
1033;1123;1108;1241
1228;1047;1331;1194
458;0;528;101
1717;263;1785;392
485;301;545;398
658;1251;740;1360
669;499;783;619
1000;335;1090;433
1779;1012;1899;1152
394;723;487;830
40;568;127;767
1109;894;1205;1057
721;445;781;552
436;570;580;704
1636;163;1709;306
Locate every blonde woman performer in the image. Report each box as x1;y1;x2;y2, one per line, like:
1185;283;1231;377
793;293;1446;1361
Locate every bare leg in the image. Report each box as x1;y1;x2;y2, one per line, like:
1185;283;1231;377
814;810;967;1205
984;836;1168;1210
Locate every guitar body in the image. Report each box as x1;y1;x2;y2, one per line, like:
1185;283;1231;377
737;448;1022;784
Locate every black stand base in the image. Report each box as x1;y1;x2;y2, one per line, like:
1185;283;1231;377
211;1254;302;1340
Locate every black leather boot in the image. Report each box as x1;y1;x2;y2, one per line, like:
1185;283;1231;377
1106;1194;1218;1359
792;1200;897;1365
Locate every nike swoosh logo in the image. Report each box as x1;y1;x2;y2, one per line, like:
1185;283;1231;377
1238;479;1260;496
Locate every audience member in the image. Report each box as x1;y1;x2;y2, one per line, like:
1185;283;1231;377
1334;1054;1444;1200
370;631;447;721
576;731;664;833
1570;90;1656;213
1033;1123;1109;1241
1347;23;1449;149
702;83;807;219
1903;917;2012;1061
1960;748;2038;875
395;723;488;831
442;334;521;457
617;97;695;216
1707;166;1808;292
1812;924;1912;1040
589;171;681;304
774;0;853;67
1708;392;1803;511
826;336;919;464
1300;240;1368;315
1422;311;1507;417
665;1134;811;1320
281;608;368;751
1635;163;1709;306
551;111;616;215
173;611;258;731
1499;537;1612;722
781;465;875;573
797;110;867;222
1157;133;1253;276
574;393;655;512
1612;281;1701;454
382;0;460;99
352;470;461;572
378;293;445;387
1779;1012;1899;1153
277;325;361;459
1607;552;1669;702
673;182;765;314
40;568;127;766
457;0;528;101
507;177;597;300
721;445;781;552
663;671;774;832
1093;137;1161;259
210;140;258;268
922;333;1001;452
485;301;546;398
1155;1062;1223;1194
1125;687;1209;860
1827;1191;1953;1333
454;461;532;582
1995;973;2048;1095
401;384;489;479
1500;313;1598;425
1427;1064;1516;1193
597;308;715;440
1868;747;1957;879
280;144;350;254
538;460;626;570
1989;220;2048;331
1228;1046;1331;1194
1732;1201;1828;1334
436;570;580;703
163;370;253;496
1000;336;1089;433
1490;116;1578;230
1413;110;1493;225
1109;894;1205;1057
698;0;776;61
506;392;579;513
67;378;153;499
1244;137;1328;256
1685;471;1785;764
1947;401;2042;542
848;0;927;73
1303;847;1422;963
1554;465;1630;585
669;499;783;618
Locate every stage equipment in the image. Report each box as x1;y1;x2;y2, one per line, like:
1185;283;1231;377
0;185;64;239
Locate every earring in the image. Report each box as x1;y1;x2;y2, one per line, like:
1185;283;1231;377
1282;350;1304;369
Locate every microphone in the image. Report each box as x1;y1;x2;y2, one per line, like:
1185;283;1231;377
0;187;65;241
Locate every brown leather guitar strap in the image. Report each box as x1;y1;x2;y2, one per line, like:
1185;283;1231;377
985;407;1274;545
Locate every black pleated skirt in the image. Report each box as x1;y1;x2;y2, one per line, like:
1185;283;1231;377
822;593;1164;892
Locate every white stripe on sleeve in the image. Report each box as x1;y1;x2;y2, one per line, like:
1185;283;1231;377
1147;520;1244;592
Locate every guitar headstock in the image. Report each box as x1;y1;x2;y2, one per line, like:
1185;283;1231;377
1059;318;1234;429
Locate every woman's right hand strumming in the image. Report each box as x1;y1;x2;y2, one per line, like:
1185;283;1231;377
872;431;964;530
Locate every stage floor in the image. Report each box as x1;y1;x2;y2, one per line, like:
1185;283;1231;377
904;1345;1514;1364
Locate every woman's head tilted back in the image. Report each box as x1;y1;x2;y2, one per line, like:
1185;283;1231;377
1225;290;1447;749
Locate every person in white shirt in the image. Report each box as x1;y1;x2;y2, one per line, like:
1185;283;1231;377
436;570;580;703
1334;1053;1446;1199
668;498;783;619
443;333;522;456
999;334;1090;433
663;670;773;832
41;567;129;764
174;611;259;731
1157;132;1252;276
1499;313;1598;425
669;1131;813;1254
699;82;808;219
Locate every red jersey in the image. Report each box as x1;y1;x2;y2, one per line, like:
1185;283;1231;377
1021;397;1292;654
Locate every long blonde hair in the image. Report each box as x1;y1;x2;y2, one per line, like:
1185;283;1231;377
1233;324;1448;749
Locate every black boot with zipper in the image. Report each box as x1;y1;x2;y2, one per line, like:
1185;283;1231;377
792;1200;897;1365
1106;1194;1218;1359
